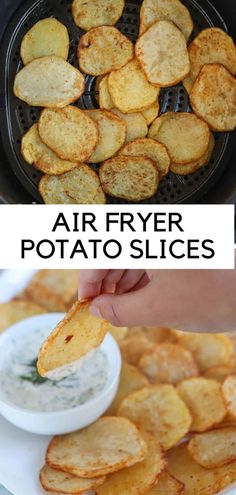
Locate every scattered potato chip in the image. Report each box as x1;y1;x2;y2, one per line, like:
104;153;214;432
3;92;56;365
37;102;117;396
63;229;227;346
78;26;133;76
118;384;192;449
111;109;148;143
0;300;45;333
143;327;177;343
182;76;194;94
14;56;85;108
138;343;198;385
170;133;215;175
20;18;69;65
222;375;236;420
99;75;114;109
176;377;227;432
95;430;166;495
72;0;124;30
119;138;170;178
149;472;184;495
39;165;106;205
139;0;193;40
107;324;128;343
108;59;160;113
119;335;155;366
39;464;106;494
38;106;98;162
46;417;147;477
135;21;190;87
190;63;236;132
188;427;236;469
203;366;235;383
37;301;108;377
85;110;126;162
99;155;159;201
142;101;159;125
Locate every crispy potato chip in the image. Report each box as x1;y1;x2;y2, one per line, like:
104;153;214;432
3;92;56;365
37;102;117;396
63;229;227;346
190;63;236;132
99;75;114;109
72;0;124;30
78;26;133;76
46;417;147;478
14;56;85;108
142;102;159;125
119;138;170;178
107;324;128;343
188;28;236;81
170;133;215;175
37;301;108;377
139;0;193;40
39;165;106;205
222;375;236;420
85;110;126;162
135;21;190;87
144;327;177;343
108;59;160;113
176;332;234;372
111;109;148;143
118;385;192;449
39;106;98;162
203;366;235;383
176;377;227;432
138;343;198;385
149;472;184;495
20;18;69;65
106;362;149;415
95;430;166;495
99;155;159;201
188;427;236;469
39;464;106;494
0;300;45;333
227;332;236;366
168;442;236;495
21;124;79;175
119;336;155;366
182;76;194;94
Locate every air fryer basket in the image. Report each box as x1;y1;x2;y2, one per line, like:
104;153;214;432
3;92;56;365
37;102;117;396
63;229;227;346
0;0;235;204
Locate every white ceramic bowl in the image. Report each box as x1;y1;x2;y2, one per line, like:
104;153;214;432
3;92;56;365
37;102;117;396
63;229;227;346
0;313;122;435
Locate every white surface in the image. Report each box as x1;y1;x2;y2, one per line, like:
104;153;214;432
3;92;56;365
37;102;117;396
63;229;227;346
0;270;38;302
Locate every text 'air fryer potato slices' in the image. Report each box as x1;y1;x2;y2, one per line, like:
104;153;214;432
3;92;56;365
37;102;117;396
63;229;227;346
72;0;125;30
190;63;236;132
38;106;98;162
95;430;166;495
46;417;147;477
119;138;170;178
14;56;85;108
118;384;192;449
99;155;159;202
135;21;190;87
150;471;184;495
37;301;108;377
222;375;236;420
78;26;133;76
0;300;45;333
20;18;70;65
111;109;148;143
40;464;106;494
85;109;126;162
139;0;193;40
187;427;236;468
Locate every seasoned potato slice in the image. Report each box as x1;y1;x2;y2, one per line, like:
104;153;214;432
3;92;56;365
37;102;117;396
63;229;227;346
135;21;190;87
99;155;159;201
187;427;236;468
143;327;177;343
39;464;105;494
38;106;98;162
85;110;126;162
14;56;85;108
222;375;236;420
149;472;184;495
108;59;160;113
142;102;159;125
99;75;114;109
176;377;227;432
72;0;125;30
20;18;69;65
203;365;235;383
119;138;170;178
170;133;215;176
118;385;192;449
182;76;194;94
140;0;193;40
0;300;45;333
78;26;133;76
190;63;236;132
119;336;155;365
111;109;148;143
46;417;147;477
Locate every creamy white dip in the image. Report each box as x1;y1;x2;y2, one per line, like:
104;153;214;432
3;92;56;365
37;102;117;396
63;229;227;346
0;327;108;412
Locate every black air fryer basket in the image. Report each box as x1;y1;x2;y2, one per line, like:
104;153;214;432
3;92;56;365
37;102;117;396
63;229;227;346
0;0;235;204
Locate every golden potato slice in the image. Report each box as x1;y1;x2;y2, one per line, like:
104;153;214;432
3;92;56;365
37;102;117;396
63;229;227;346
182;76;194;94
20;18;69;65
99;155;159;201
107;324;128;343
21;124;79;175
143;327;177;343
85;110;126;162
0;300;45;333
222;375;236;420
170;132;215;175
95;430;166;495
78;26;133;76
39;464;105;494
111;109;148;143
106;362;149;415
149;472;184;495
190;63;236;132
176;377;227;432
168;442;236;495
37;301;108;376
99;75;114;109
142;102;159;125
203;366;235;383
188;427;236;469
46;417;147;478
119;138;170;178
138;343;198;385
188;28;236;81
38;106;98;162
39;165;106;205
72;0;124;30
108;59;160;113
135;21;190;87
148;112;210;165
118;385;192;449
14;56;85;108
139;0;193;40
119;336;155;366
176;332;234;372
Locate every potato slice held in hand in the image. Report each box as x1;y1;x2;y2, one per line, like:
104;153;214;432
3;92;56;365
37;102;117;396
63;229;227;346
40;465;106;494
72;0;125;31
187;427;236;468
85;109;126;162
